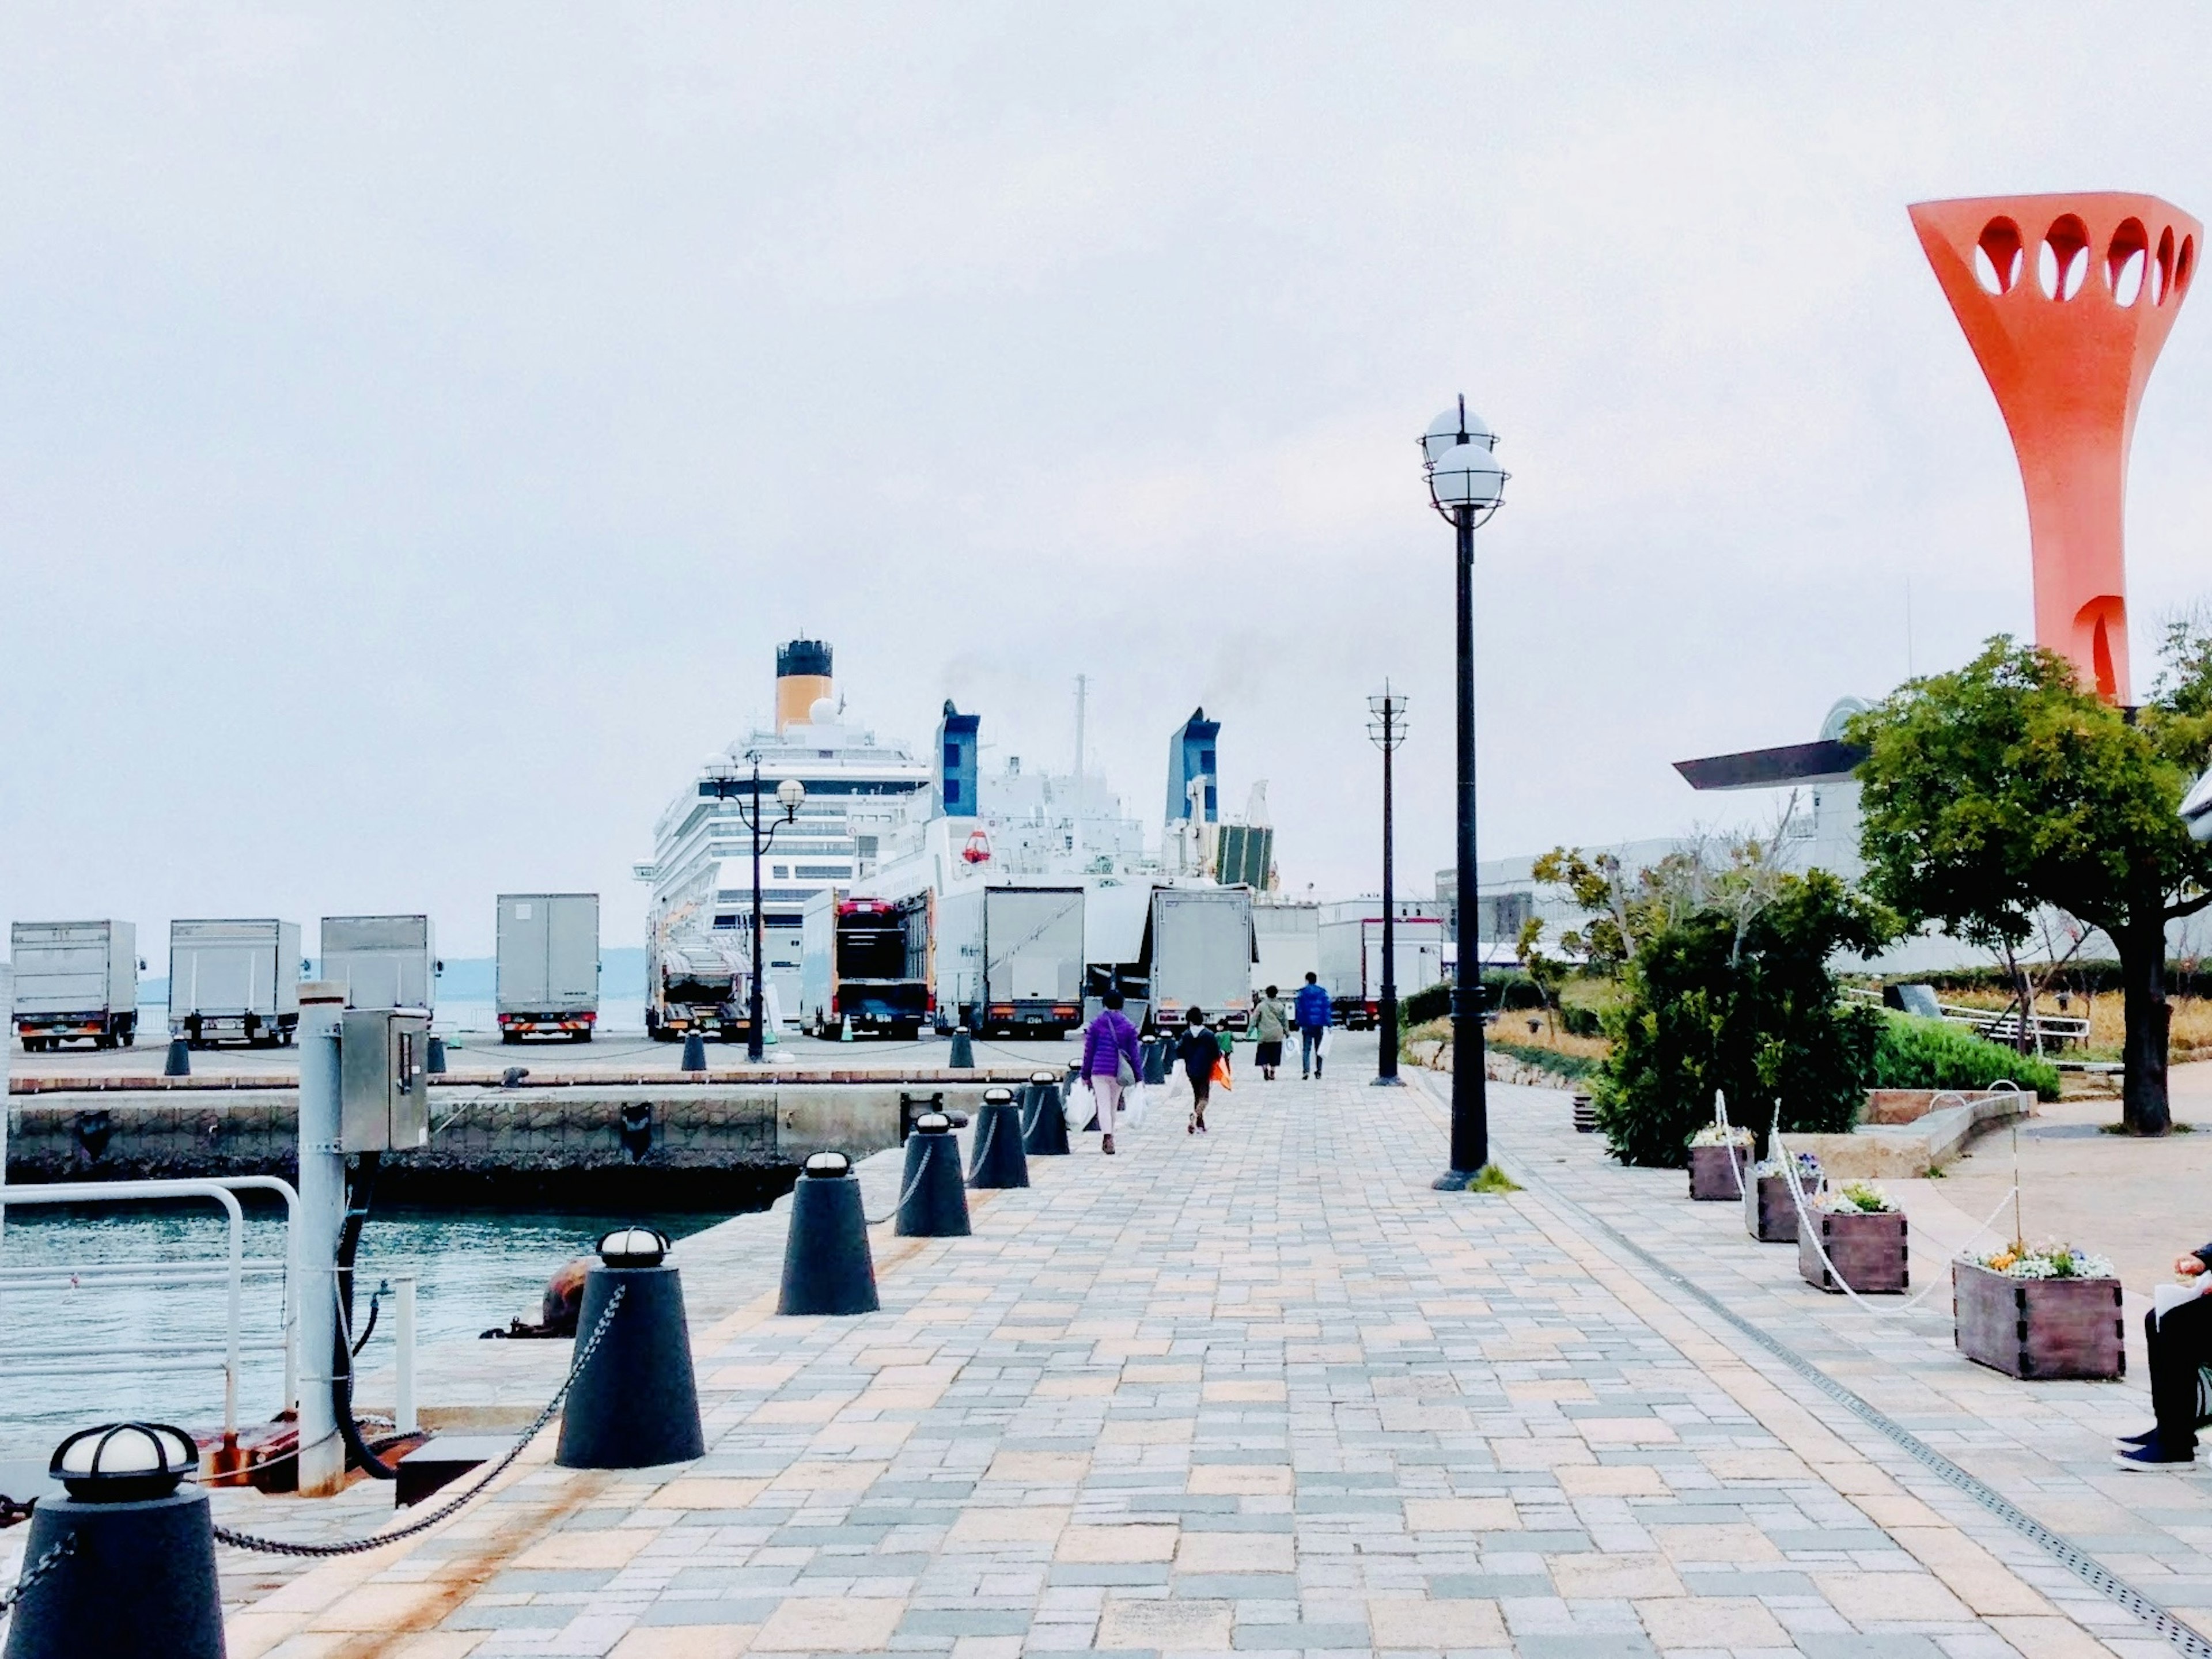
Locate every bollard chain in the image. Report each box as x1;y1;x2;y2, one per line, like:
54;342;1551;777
0;1534;76;1619
863;1160;934;1228
212;1283;628;1558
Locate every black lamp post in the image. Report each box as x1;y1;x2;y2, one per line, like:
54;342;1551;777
1368;684;1408;1086
705;756;805;1062
1422;397;1509;1189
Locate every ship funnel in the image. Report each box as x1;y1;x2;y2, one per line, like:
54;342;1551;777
777;639;834;734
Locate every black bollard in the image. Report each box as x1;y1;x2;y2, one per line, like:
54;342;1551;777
555;1228;706;1469
681;1031;708;1073
426;1035;447;1075
1142;1037;1166;1086
948;1028;975;1069
968;1087;1030;1190
777;1153;880;1315
895;1112;971;1237
162;1038;191;1078
3;1423;222;1659
1024;1070;1070;1157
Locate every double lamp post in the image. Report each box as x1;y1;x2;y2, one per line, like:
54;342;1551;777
1421;397;1509;1189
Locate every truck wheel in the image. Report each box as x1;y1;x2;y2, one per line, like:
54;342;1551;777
501;1030;521;1044
574;1028;593;1043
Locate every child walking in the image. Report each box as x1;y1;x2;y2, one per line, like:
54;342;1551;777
1176;1006;1217;1134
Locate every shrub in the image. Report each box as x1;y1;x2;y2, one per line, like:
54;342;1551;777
1487;1037;1599;1081
1870;1013;2061;1100
1399;983;1453;1026
1594;870;1889;1168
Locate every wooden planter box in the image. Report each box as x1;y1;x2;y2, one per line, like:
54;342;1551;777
1744;1172;1810;1243
1687;1142;1748;1201
1800;1207;1908;1294
1953;1261;2124;1379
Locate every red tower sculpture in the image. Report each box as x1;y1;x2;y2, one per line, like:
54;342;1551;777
1911;193;2199;702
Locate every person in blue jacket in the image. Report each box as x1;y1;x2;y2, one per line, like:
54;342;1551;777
1293;972;1332;1080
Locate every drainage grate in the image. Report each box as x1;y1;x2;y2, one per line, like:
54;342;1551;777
1513;1166;2212;1659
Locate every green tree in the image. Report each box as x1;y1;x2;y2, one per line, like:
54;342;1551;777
1850;635;2212;1135
1594;868;1892;1166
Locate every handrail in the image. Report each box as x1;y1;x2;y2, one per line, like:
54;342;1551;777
0;1175;301;1435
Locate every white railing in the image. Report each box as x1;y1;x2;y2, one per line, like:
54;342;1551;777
1840;984;2090;1054
0;1176;300;1437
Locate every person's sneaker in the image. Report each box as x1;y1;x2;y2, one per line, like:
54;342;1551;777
2113;1441;2195;1470
2113;1426;2161;1450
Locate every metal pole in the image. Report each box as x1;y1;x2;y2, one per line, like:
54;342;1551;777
393;1272;418;1434
1436;503;1490;1186
1377;696;1400;1084
749;759;768;1064
296;984;347;1494
1;963;11;1244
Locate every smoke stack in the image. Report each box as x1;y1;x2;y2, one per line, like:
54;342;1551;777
776;639;834;734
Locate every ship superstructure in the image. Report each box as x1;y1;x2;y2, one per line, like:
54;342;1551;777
637;641;930;1036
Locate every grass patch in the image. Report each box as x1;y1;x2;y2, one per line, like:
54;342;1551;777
1870;1013;2061;1100
1487;1037;1601;1082
1466;1164;1522;1194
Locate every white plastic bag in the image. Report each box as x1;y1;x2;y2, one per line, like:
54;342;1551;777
1319;1026;1334;1058
1120;1080;1149;1130
1063;1082;1091;1134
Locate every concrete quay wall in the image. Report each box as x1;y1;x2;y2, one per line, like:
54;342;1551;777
2;1080;1005;1198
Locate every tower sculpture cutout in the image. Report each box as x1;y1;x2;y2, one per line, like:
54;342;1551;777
1911;194;2198;702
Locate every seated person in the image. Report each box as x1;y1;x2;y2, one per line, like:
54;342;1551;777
2115;1240;2212;1469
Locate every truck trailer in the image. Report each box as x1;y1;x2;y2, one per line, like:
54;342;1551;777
937;885;1084;1037
11;920;138;1050
1146;885;1257;1034
1316;910;1446;1028
169;919;301;1048
496;893;600;1042
1251;900;1320;998
799;889;932;1039
320;915;438;1013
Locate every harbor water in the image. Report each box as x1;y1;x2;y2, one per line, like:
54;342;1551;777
0;1196;729;1462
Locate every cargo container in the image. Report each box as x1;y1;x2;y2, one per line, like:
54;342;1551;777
11;921;138;1051
1251;901;1320;997
495;893;600;1042
1146;885;1257;1033
1316;910;1446;1028
936;885;1084;1037
798;889;932;1039
320;915;438;1012
169;919;301;1048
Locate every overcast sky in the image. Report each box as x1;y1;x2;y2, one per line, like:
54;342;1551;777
5;5;2212;956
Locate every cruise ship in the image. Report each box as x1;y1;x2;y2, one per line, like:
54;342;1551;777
635;641;931;1037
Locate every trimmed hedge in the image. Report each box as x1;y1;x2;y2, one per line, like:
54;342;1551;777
1870;1013;2061;1100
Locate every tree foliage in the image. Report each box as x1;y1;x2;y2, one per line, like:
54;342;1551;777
1592;868;1893;1168
1849;635;2212;1134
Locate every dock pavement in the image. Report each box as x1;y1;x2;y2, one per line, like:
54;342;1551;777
9;1037;2211;1657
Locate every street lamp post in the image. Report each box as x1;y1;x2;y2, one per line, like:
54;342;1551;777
1368;685;1408;1086
1422;397;1509;1189
704;757;806;1063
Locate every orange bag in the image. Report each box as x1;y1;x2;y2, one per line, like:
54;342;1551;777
1211;1054;1233;1091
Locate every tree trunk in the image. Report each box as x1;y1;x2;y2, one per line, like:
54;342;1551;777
2118;915;2173;1136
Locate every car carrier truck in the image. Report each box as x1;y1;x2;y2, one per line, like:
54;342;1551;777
169;919;300;1048
496;893;600;1041
936;884;1084;1036
11;920;138;1051
799;889;932;1039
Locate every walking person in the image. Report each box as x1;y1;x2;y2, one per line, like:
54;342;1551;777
1294;971;1332;1080
1252;986;1290;1081
1080;988;1142;1156
1176;1006;1218;1134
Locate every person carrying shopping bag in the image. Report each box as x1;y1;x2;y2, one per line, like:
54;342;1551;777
1177;1006;1220;1134
1293;972;1332;1080
1080;988;1142;1155
1252;986;1290;1081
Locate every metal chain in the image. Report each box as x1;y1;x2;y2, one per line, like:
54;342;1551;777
0;1535;76;1618
211;1283;628;1558
863;1158;934;1227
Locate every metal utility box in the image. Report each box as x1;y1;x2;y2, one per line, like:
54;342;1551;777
10;919;138;1050
321;915;437;1012
340;1008;431;1152
169;918;301;1048
495;893;600;1041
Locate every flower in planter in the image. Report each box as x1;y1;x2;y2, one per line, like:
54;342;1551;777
1819;1179;1897;1214
1750;1151;1822;1183
1689;1124;1754;1149
1968;1241;2115;1280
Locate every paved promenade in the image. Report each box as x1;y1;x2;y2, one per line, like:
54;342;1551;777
28;1050;2212;1657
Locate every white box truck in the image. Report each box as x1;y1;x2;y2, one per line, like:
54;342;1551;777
799;889;933;1039
11;920;138;1051
1316;911;1446;1028
496;893;600;1042
1251;901;1319;998
321;915;438;1012
1147;885;1257;1033
169;919;301;1048
937;885;1085;1037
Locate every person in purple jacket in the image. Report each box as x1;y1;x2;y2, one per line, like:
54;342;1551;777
1080;989;1143;1156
